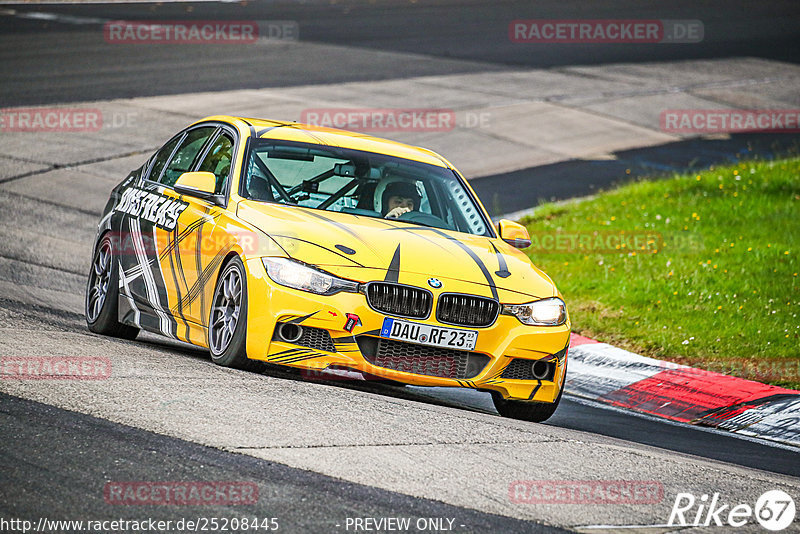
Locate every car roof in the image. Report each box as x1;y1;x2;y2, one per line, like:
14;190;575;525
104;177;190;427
193;115;453;169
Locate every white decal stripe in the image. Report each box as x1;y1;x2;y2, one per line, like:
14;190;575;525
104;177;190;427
129;217;173;337
118;260;141;328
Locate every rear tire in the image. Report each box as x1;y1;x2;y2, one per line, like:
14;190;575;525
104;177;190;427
208;256;263;372
85;233;139;340
492;358;567;423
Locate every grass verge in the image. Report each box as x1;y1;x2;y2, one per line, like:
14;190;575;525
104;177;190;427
521;157;800;389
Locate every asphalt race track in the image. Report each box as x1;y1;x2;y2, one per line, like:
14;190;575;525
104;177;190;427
1;1;799;532
1;0;799;105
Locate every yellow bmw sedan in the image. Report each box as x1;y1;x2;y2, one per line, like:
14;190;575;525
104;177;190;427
86;115;570;422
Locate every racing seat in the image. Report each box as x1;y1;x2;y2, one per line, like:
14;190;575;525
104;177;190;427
247;174;274;201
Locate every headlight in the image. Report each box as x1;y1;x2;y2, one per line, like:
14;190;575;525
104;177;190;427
261;257;359;295
502;297;567;326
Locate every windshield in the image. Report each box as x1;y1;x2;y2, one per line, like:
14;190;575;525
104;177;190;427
240;140;491;236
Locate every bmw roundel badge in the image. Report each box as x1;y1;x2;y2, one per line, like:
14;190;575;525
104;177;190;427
428;278;442;289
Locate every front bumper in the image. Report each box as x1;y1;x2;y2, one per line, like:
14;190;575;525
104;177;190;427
243;258;570;403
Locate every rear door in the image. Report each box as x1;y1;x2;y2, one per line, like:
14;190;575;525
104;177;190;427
167;128;237;337
116;125;217;338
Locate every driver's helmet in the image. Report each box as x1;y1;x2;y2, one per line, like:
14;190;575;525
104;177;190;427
374;177;422;216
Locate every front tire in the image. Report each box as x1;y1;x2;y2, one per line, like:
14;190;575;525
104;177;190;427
85;233;139;340
492;358;567;423
208;256;263;372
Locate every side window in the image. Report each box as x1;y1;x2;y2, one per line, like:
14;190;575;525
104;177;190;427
197;133;234;194
160;127;217;187
147;135;182;183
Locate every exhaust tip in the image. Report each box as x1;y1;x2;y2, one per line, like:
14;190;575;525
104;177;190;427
531;360;551;380
277;322;303;343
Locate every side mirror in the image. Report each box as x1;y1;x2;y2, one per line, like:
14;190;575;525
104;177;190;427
174;172;217;201
497;219;531;249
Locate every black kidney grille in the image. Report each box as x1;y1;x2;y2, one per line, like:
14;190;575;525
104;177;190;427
436;294;499;327
357;336;489;379
365;282;431;319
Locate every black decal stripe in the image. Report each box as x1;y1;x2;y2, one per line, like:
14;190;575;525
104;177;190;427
267;350;307;363
167;226;191;341
381;226;498;297
288;311;318;325
195;208;208;321
272;234;365;267
268;348;306;359
416;228;499;300
527;380;543;400
279;353;327;365
384;244;401;283
172;224;191;310
269;350;326;364
361;329;381;337
147;227;175;333
269;349;311;362
491;242;511;278
172;243;234;316
268;355;311;364
302;210;380;256
158;215;212;261
130;217;175;337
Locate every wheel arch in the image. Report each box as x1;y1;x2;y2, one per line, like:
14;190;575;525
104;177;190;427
212;250;245;290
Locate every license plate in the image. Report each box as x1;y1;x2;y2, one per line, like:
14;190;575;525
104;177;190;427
380;318;478;351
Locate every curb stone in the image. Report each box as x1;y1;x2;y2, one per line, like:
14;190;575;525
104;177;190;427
567;333;800;447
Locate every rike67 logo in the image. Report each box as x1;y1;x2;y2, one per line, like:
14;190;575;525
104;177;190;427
669;490;796;531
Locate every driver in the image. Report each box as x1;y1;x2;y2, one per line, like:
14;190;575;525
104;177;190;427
381;181;422;219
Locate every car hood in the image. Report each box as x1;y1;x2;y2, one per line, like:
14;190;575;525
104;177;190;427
237;201;556;300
